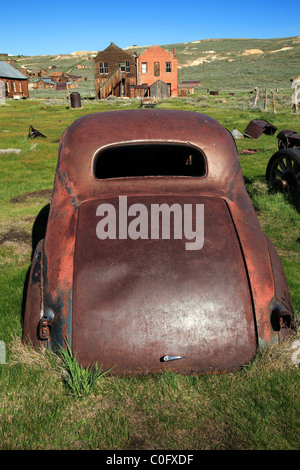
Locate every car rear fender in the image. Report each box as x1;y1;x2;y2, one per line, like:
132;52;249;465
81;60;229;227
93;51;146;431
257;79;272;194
265;235;295;339
23;239;45;347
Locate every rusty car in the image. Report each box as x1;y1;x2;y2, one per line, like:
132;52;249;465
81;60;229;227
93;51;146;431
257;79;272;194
23;109;295;374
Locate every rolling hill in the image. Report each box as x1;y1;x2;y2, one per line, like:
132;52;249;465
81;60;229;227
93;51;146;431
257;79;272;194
3;36;300;95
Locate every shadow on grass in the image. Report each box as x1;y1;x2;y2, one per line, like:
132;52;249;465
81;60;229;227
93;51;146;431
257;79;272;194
244;175;300;213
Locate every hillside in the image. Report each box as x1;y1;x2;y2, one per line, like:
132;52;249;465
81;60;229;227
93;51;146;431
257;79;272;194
3;36;300;96
129;36;300;91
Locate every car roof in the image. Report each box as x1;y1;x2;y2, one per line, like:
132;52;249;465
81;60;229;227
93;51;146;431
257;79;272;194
56;109;242;201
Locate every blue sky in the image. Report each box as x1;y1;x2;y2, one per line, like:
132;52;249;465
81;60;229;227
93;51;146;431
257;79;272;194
1;0;299;56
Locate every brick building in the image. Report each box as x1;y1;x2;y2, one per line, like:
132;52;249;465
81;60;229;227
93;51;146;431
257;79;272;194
137;45;178;97
94;43;178;99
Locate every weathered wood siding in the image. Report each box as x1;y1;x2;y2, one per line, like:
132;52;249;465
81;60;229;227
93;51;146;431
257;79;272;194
1;78;29;98
94;42;136;99
149;80;170;99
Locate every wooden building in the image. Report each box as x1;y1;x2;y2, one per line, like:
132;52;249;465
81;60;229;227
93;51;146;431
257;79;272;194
66;73;83;82
149;80;170;99
28;70;41;77
181;80;201;88
0;61;29;98
34;78;74;90
33;78;57;89
178;83;195;97
18;67;29;76
94;42;137;99
49;71;64;82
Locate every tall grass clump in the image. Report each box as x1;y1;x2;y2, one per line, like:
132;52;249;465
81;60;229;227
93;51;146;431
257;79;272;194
58;339;114;398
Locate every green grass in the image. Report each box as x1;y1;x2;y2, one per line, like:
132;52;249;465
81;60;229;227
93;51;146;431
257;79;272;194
0;95;299;450
59;339;114;398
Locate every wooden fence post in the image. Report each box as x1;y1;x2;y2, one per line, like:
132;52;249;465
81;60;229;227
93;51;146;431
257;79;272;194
264;89;268;112
292;82;298;114
271;90;276;114
252;87;259;107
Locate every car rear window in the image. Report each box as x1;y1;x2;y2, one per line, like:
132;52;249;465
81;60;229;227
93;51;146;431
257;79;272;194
94;144;206;179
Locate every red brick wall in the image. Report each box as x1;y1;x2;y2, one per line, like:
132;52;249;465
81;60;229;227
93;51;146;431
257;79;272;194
137;45;178;97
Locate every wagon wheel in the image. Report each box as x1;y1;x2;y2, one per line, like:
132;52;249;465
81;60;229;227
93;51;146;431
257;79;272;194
266;148;300;191
277;134;289;149
276;130;297;149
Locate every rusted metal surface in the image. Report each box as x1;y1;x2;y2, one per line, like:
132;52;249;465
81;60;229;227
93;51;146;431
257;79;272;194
277;130;300;149
244;119;277;139
23;109;295;374
72;196;256;373
70;92;81;109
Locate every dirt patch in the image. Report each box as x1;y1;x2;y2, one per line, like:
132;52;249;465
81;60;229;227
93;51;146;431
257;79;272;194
0;228;31;246
270;47;293;53
10;189;52;204
242;49;264;55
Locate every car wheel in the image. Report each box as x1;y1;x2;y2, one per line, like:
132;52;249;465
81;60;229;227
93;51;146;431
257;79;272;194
266;148;300;191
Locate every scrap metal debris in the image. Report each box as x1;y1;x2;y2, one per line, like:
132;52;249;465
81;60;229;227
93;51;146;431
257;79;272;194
239;149;259;155
28;125;46;139
244;119;277;139
231;127;244;139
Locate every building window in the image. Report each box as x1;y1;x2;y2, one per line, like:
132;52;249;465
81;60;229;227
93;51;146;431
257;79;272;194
166;62;171;73
154;62;160;76
120;63;126;72
99;62;108;74
141;62;147;74
126;61;130;73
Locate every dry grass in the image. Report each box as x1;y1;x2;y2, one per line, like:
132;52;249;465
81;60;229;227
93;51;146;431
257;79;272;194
250;329;300;372
8;335;64;376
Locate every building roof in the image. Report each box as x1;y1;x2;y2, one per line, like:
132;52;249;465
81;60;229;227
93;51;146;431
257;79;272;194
95;42;135;61
34;78;57;85
0;61;28;79
178;83;195;88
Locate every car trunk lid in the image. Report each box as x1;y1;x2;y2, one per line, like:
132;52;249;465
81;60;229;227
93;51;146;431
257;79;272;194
72;195;257;374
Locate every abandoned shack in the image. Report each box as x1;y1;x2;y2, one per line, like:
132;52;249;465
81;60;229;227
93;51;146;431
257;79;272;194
178;83;195;97
33;78;57;89
94;42;137;99
149;80;170;99
0;61;29;98
34;78;74;90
